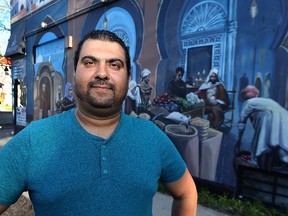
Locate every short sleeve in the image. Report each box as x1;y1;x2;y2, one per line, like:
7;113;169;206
157;131;187;183
0;129;30;205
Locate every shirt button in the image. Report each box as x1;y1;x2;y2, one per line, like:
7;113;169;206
102;157;107;161
103;169;108;174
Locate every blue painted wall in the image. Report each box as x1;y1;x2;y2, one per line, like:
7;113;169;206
8;0;288;189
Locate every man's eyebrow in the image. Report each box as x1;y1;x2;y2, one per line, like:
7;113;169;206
81;55;97;62
107;58;124;66
80;56;124;66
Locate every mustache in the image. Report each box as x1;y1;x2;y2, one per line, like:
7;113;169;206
88;80;115;90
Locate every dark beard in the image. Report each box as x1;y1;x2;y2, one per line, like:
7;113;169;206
74;80;116;108
211;80;217;84
209;78;219;84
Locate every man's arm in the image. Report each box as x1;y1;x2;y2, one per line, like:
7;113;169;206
163;169;198;216
217;85;230;107
0;205;9;214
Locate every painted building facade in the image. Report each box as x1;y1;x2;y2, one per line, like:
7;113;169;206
5;0;288;206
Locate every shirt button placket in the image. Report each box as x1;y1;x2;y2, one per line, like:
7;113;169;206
101;144;109;179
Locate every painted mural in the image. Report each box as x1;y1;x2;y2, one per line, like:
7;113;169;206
91;0;288;189
10;0;53;23
6;0;288;206
33;35;68;119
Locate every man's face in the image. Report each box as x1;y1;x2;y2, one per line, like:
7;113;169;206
143;74;150;84
175;71;183;82
74;39;129;113
210;73;218;84
68;87;73;97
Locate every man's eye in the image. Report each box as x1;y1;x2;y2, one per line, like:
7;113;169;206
84;61;95;67
109;63;121;70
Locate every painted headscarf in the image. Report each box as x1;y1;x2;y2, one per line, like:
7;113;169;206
126;80;141;105
127;80;137;99
141;68;151;78
241;85;259;100
198;68;225;91
64;82;74;102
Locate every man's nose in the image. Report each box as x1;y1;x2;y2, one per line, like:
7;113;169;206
94;62;109;79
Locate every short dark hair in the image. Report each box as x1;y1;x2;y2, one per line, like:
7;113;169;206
74;30;131;76
176;67;184;75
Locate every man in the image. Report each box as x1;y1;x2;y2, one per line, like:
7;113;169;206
0;30;197;215
197;68;229;128
137;68;153;109
237;72;249;112
237;85;288;169
39;82;50;118
167;67;187;99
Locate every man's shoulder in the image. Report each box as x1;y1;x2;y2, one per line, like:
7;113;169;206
179;80;186;86
122;113;158;128
216;83;227;91
29;110;73;130
137;82;144;87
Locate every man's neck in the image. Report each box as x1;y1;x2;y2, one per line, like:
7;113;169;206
75;108;121;139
